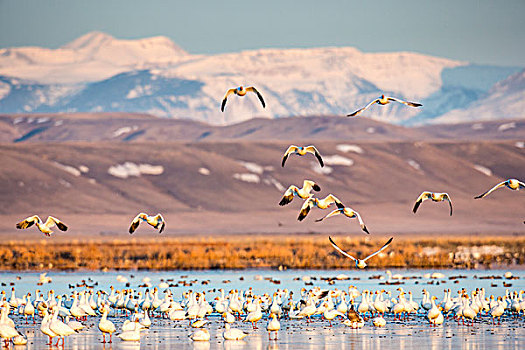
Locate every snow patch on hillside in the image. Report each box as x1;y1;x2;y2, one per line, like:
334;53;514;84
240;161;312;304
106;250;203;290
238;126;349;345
323;155;354;166
336;144;364;154
498;122;516;132
198;167;210;175
407;159;422;171
233;173;260;183
113;125;138;137
473;164;492;176
53;162;81;176
108;162;164;178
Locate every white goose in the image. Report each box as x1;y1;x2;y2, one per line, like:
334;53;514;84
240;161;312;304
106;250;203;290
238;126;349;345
221;86;266;112
16;215;68;236
279;180;321;206
347;94;422;117
329;236;393;269
315;205;369;234
98;304;116;343
49;306;76;347
298;194;343;221
413;192;453;216
475;179;525;199
266;313;280;340
223;324;248;340
281;145;324;167
129;213;166;234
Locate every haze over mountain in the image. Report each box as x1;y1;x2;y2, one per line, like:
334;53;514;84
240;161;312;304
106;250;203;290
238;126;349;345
0;32;523;126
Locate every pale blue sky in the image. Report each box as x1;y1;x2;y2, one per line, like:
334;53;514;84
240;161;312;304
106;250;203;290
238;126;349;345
1;0;524;66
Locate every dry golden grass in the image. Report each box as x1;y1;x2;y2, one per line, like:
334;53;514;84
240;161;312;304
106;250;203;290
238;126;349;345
0;235;523;271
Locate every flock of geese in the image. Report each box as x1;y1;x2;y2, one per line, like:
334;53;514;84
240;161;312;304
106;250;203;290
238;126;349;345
13;88;525;264
5;86;524;347
0;275;523;346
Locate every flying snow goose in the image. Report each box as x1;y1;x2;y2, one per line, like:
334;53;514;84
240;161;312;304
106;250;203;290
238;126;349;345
474;179;525;199
221;86;266;112
347;95;422;117
279;180;321;206
298;194;343;221
413;192;453;216
129;213;165;234
315;204;369;234
282;145;324;167
16;215;68;236
329;236;393;269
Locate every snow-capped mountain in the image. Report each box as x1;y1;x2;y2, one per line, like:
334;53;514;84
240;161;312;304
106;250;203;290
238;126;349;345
0;32;522;125
432;69;525;124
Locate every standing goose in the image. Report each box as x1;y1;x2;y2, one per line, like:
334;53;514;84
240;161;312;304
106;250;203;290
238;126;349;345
413;192;453;216
49;306;75;347
16;215;68;236
315;204;369;234
298;194;343;221
98;304;116;343
221;86;266;112
474;179;525;199
129;213;166;234
347;95;422;117
279;180;321;206
266;313;280;340
281;145;324;167
329;236;393;269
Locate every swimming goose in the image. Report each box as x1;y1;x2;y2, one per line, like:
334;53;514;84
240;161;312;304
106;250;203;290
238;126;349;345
16;215;68;236
221;86;266;112
474;179;525;199
329;236;393;269
347;95;422;117
413;192;453;216
279;180;321;206
282;145;324;167
129;213;166;234
298;194;343;221
315;204;369;234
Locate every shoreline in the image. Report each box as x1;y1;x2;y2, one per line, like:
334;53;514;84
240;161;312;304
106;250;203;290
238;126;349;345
1;235;523;271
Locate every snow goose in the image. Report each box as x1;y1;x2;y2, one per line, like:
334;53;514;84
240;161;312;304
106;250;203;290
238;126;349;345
315;204;369;234
221;86;265;112
244;299;263;329
129;213;165;234
322;303;345;326
475;179;525;199
16;215;68;236
66;316;85;331
223;324;248;340
40;309;56;345
347;95;422;117
49;306;76;347
372;315;386;327
413;192;453;216
190;328;210;341
279;180;321;206
298;194;343;221
329;236;393;269
98;304;116;343
266;313;280;340
116;320;141;342
281;145;324;167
